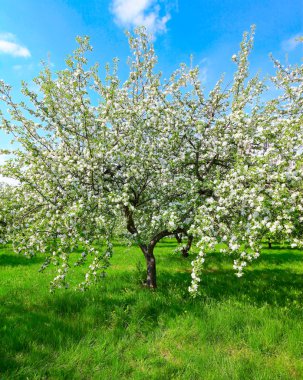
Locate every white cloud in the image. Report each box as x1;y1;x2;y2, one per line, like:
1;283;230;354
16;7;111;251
282;34;303;51
110;0;171;36
0;32;31;58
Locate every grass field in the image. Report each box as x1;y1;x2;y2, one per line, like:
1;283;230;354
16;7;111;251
1;240;303;379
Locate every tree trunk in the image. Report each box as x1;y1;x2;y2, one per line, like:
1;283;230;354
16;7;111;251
181;235;193;258
174;233;193;257
174;233;182;244
140;245;157;288
146;249;157;288
268;239;272;249
137;228;189;289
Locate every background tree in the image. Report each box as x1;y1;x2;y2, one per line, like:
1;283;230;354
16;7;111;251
189;47;303;293
0;183;15;245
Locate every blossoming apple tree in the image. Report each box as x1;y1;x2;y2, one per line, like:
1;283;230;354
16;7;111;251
0;30;199;290
0;27;301;292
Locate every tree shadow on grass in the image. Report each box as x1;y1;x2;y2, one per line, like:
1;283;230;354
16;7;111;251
157;240;178;248
257;252;303;265
156;266;303;309
205;268;302;306
0;253;45;267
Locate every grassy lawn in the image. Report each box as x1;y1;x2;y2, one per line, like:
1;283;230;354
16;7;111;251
1;240;303;379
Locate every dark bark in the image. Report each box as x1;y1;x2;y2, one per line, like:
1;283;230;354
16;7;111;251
174;233;182;244
140;245;157;288
124;206;157;288
139;227;188;288
268;239;272;249
124;205;190;288
181;235;193;258
174;232;193;257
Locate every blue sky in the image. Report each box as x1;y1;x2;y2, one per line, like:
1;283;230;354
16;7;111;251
0;0;302;154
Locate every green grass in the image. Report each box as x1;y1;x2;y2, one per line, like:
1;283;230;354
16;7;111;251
1;240;303;379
